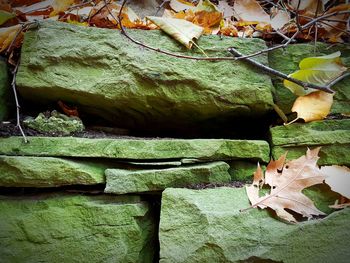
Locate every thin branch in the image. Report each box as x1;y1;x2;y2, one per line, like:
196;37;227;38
11;61;28;143
228;47;335;94
112;0;237;61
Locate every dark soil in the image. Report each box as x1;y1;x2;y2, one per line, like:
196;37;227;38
186;181;246;189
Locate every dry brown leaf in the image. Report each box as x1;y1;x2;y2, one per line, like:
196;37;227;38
246;148;327;222
290;91;334;123
265;152;287;188
321;165;350;199
219;19;238;37
166;1;223;34
233;0;270;24
270;8;290;31
322;4;350;42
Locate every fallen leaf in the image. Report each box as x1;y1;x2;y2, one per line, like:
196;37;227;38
0;24;22;53
219;19;238;37
217;0;234;18
246;163;264;206
322;4;350;42
166;0;223;34
233;0;270;24
0;10;15;25
321;165;350;199
58;100;79;117
147;16;204;48
13;0;74;16
246;148;327;222
169;0;196;12
289;0;330;13
270;8;290;31
290;91;334;123
284;51;347;96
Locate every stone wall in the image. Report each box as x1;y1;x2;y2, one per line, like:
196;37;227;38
0;21;349;262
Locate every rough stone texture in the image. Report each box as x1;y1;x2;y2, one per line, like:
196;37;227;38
24;111;84;135
228;161;260;181
269;43;350;114
16;21;274;131
0;137;270;163
270;119;350;166
0;58;10;121
105;162;231;194
0;155;108;187
0;194;156;263
160;187;350;263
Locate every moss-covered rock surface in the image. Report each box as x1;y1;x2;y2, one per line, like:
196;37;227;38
0;194;156;262
159;187;350;263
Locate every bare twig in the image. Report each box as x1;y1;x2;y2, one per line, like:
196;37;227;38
228;47;335;94
11;61;28;143
111;0;237;61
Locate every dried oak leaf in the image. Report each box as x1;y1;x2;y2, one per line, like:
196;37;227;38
246;148;326;223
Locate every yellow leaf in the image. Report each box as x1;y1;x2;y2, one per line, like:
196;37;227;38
291;91;334;123
321;165;350;199
0;25;22;53
146;16;204;48
284;51;347;96
50;0;75;16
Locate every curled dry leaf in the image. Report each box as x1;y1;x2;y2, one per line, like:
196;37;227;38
321;165;350;199
233;0;270;24
322;4;350;42
290;91;334;123
246;148;327;223
147;16;204;48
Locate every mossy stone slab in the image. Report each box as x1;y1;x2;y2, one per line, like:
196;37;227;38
16;21;274;131
105;161;230;194
0;137;270;163
159;187;350;263
270;119;350;166
0;194;156;263
0;155;108;187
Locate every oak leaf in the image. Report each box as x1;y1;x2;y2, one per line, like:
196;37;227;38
246;148;326;223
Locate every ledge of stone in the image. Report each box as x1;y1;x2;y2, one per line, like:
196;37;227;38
105;161;230;194
269;120;350;166
0;155;108;187
0;137;270;163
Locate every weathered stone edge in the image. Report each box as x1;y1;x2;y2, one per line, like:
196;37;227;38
0;137;270;163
